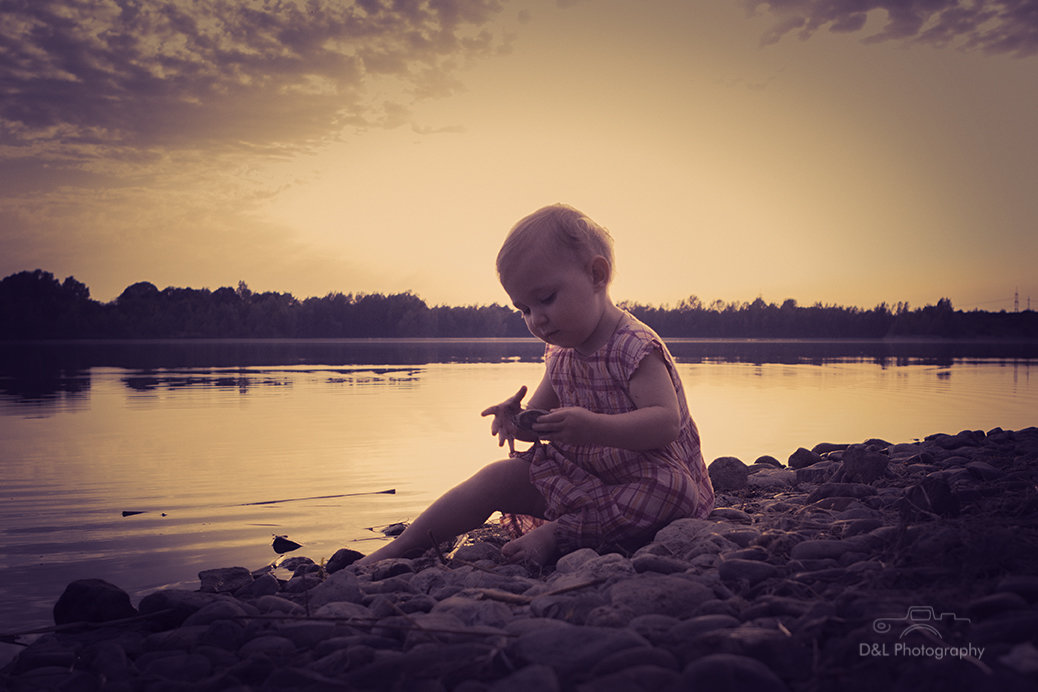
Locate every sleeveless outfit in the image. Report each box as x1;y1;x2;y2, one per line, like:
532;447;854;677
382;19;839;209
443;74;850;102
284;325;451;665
510;311;714;553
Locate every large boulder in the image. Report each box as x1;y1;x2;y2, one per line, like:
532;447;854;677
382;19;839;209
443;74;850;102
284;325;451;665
834;446;889;484
709;456;749;491
788;447;822;469
53;579;137;626
198;566;253;593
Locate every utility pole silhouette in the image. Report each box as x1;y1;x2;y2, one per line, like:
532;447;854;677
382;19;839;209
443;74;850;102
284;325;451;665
1015;288;1020;313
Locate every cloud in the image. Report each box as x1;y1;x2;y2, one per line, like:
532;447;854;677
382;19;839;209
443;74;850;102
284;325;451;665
0;0;506;162
747;0;1038;57
0;0;515;298
412;122;467;134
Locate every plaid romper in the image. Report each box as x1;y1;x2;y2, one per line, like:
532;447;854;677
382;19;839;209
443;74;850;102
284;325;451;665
511;312;714;553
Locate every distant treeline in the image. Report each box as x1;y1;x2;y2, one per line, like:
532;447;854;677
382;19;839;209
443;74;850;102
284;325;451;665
2;269;1036;340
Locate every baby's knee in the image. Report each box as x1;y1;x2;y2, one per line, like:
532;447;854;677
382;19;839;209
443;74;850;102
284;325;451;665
470;459;540;511
473;458;528;488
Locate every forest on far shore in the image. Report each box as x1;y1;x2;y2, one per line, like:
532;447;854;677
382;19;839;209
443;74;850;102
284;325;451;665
1;269;1036;340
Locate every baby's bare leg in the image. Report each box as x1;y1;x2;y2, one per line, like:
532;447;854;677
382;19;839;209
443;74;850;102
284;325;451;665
356;458;545;565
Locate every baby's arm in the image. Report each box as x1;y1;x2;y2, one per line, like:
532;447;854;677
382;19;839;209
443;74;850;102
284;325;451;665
525;368;560;411
481;370;560;450
534;352;680;450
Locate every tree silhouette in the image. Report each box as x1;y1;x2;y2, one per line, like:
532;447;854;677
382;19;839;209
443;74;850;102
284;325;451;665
0;270;97;337
1;270;1036;340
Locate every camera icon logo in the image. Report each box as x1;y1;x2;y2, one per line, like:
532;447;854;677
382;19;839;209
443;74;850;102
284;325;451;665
872;606;971;639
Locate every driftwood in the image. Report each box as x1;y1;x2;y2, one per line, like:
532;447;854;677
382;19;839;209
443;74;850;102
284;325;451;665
121;489;397;516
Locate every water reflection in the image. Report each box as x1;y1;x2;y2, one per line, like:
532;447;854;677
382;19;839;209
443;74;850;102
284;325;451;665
0;378;90;408
122;373;295;393
0;337;548;370
1;353;1036;663
0;339;545;404
3;338;1037;404
117;367;423;395
665;338;1038;367
0;362;90;405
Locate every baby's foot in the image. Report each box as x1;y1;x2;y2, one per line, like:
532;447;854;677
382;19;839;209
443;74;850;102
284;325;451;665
501;521;559;566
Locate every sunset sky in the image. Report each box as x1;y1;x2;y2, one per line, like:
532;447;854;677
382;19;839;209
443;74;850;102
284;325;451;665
1;0;1035;312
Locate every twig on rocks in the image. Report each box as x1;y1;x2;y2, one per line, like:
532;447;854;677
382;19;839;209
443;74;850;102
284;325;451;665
429;530;448;564
230;614;516;638
466;588;534;605
451;558;504;575
467;577;608;605
0;609;176;646
387;596;446;645
916;626;992;675
428;528;505;575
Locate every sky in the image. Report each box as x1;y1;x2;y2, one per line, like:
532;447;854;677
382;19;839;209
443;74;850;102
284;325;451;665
1;0;1036;312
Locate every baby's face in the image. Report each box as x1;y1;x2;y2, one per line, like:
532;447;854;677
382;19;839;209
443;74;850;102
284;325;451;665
501;250;605;352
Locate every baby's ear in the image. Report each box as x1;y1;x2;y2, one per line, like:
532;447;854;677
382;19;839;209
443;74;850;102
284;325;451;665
590;255;611;288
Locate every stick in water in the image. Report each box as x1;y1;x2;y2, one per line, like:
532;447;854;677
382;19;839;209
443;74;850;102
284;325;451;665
121;489;396;516
239;489;396;506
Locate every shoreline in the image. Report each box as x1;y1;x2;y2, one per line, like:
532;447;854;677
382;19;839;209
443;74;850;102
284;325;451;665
4;426;1038;691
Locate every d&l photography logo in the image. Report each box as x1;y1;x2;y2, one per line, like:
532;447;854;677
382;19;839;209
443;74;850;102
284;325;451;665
860;605;985;661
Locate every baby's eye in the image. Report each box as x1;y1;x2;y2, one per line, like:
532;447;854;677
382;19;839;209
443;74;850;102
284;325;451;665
540;292;557;305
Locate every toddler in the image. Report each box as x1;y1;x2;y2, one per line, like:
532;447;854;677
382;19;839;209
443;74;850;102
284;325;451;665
357;204;714;566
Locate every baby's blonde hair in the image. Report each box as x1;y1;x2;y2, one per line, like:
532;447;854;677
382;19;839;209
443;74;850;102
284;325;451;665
497;203;615;280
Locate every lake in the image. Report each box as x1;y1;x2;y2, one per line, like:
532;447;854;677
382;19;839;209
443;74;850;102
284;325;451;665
1;338;1036;662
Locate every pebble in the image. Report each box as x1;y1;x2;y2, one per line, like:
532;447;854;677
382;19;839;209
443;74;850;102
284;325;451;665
788;447;822;469
709;507;754;524
746;468;798;489
795;460;841;483
806;482;876;503
718;558;779;585
833;445;889;483
709;456;750;490
754;455;784;468
4;426;1038;691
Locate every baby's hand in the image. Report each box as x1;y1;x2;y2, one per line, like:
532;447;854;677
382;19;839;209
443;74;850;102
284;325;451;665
533;406;598;446
513;408;549;443
481;385;527;452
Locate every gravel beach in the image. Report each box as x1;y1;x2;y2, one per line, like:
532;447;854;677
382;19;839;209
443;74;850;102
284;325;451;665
3;427;1038;691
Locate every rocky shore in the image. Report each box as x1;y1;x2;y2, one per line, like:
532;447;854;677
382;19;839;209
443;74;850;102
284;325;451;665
4;427;1038;691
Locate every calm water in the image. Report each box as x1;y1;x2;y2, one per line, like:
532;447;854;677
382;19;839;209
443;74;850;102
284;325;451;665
1;339;1036;661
